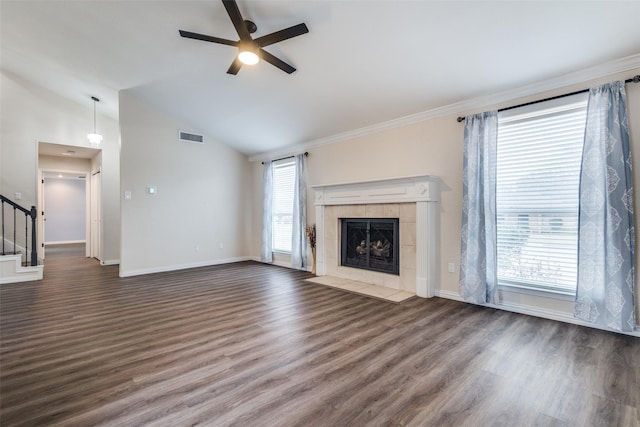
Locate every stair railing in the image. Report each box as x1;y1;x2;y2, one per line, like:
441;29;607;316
1;195;37;266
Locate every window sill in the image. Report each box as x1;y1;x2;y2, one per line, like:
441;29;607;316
498;282;575;301
272;250;292;256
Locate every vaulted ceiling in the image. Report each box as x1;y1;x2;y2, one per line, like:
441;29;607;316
2;1;640;156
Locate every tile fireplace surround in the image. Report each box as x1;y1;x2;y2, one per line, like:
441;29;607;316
312;175;440;298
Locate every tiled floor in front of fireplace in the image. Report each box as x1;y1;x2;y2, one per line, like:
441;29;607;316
305;276;414;303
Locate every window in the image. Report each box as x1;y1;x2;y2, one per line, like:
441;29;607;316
272;159;296;252
496;93;588;295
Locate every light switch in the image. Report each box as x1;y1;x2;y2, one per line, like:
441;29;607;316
448;262;456;273
14;192;22;200
124;191;132;200
147;186;157;195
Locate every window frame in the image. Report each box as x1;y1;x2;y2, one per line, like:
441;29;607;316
495;92;589;297
271;158;296;254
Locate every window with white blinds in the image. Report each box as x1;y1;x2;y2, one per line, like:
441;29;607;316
496;93;588;294
272;159;296;253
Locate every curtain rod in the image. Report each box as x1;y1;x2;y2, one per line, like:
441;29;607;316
262;152;308;165
456;74;640;123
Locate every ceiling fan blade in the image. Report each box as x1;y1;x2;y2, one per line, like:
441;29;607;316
227;57;243;75
255;23;309;48
222;0;251;41
259;49;296;74
179;30;237;47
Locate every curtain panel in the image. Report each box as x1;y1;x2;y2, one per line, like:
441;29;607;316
459;111;499;305
261;160;273;263
290;154;307;270
575;81;636;332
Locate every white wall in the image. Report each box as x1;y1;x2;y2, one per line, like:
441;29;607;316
44;177;86;243
0;70;121;263
39;154;92;174
118;91;251;277
250;69;640;326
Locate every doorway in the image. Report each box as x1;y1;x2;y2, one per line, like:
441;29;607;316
42;172;87;245
37;142;102;262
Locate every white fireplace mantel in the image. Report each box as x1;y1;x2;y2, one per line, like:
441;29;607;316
312;175;440;298
312;175;439;206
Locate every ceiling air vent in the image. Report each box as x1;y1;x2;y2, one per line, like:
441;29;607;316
179;131;204;144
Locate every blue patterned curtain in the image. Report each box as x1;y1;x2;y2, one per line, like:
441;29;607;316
459;111;499;304
290;154;307;270
575;81;636;332
261;161;273;263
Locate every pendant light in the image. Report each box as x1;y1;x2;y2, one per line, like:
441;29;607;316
87;96;103;146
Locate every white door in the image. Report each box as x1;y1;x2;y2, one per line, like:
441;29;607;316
90;170;102;261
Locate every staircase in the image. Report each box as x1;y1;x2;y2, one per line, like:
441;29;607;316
1;195;43;284
1;254;43;283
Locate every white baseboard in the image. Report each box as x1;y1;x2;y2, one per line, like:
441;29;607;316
249;256;312;272
435;289;640;337
435;289;464;302
45;240;86;245
118;256;253;278
254;257;312;272
272;259;293;269
101;259;119;266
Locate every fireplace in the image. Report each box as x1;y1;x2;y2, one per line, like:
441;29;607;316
312;175;440;298
341;218;399;275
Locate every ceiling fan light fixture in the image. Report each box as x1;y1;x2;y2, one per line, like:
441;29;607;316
179;0;308;74
238;49;259;65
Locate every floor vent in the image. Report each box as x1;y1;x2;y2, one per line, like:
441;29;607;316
179;131;204;144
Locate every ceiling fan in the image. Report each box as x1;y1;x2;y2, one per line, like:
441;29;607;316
179;0;309;75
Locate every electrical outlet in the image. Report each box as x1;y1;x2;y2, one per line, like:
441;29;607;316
448;262;456;273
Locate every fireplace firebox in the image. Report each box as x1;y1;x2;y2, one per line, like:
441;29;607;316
340;218;399;275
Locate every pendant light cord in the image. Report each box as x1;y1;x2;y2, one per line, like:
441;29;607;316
91;96;99;133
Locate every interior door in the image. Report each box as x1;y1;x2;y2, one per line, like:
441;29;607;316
90;170;102;261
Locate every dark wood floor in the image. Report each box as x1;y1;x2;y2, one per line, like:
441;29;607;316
1;245;638;426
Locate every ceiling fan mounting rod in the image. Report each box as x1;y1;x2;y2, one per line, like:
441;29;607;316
244;20;257;34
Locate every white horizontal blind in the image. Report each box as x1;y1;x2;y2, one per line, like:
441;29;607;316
496;94;588;294
272;159;296;252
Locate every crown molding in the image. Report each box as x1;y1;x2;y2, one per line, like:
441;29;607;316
249;53;640;162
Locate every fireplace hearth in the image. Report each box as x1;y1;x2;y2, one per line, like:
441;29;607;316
341;218;399;275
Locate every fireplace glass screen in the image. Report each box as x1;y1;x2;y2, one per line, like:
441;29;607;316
340;218;399;275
